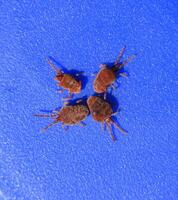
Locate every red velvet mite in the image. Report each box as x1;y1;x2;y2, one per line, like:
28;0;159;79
34;101;89;131
48;59;82;98
93;46;135;96
87;96;126;141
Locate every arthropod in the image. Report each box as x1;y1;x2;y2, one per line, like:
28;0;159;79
48;59;82;99
93;46;135;97
87;96;126;141
34;100;89;131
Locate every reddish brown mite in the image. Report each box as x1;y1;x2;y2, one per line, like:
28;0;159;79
87;96;126;141
34;101;89;131
93;46;135;96
48;59;82;98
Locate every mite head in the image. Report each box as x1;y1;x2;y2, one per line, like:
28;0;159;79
54;72;63;82
113;62;121;70
92;111;105;122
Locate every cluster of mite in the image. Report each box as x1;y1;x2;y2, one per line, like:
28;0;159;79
34;46;135;142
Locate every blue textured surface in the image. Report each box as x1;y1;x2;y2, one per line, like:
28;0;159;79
0;0;177;199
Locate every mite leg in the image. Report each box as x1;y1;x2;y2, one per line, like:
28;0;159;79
62;93;73;101
99;64;107;69
104;92;107;100
52;109;60;114
75;72;85;76
56;89;64;93
76;98;87;104
47;58;63;74
110;118;127;135
41;120;59;132
115;80;120;88
33;114;58;118
76;99;83;104
114;46;126;65
63;101;70;106
62;123;65;128
104;88;108;100
106;122;116;142
118;72;128;78
119;55;136;69
111;83;117;90
111;112;118;117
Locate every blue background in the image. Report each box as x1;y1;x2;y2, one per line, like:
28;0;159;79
0;0;177;199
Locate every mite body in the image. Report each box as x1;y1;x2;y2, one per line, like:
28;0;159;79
93;46;135;94
87;96;126;141
48;59;82;95
34;102;89;131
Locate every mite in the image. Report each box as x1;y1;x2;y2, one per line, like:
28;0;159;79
93;46;135;96
48;59;82;99
87;96;126;141
34;101;89;131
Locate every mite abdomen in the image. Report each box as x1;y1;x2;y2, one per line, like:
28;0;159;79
58;105;89;125
60;74;81;93
94;68;115;93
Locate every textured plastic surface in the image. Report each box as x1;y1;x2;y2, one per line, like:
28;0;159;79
0;0;177;199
